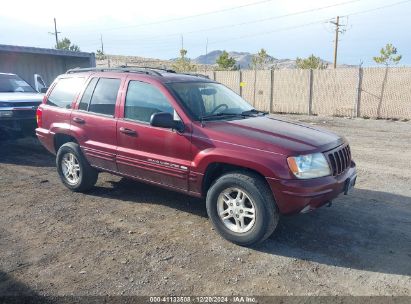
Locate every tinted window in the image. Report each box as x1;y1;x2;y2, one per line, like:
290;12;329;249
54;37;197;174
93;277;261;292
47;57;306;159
125;81;173;123
0;74;35;93
79;78;98;111
47;77;85;108
88;78;121;116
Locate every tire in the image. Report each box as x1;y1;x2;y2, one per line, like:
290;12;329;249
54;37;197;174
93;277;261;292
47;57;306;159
56;142;98;192
206;171;279;246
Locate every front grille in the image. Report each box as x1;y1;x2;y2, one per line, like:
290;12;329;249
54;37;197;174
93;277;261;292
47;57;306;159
7;102;40;107
326;144;352;176
12;109;36;118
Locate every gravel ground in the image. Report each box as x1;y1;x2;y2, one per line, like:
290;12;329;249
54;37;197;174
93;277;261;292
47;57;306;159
0;115;410;297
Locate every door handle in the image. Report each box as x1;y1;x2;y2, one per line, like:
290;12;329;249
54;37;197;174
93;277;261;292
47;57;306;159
119;127;137;136
72;117;85;124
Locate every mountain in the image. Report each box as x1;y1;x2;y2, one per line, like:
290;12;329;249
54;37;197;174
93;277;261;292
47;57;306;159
193;50;343;69
193;50;281;69
96;52;351;70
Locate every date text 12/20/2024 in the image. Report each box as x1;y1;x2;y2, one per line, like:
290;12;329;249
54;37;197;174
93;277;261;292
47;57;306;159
149;296;256;303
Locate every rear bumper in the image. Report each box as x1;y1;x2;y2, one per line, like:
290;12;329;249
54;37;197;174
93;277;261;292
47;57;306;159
35;127;55;154
267;161;357;215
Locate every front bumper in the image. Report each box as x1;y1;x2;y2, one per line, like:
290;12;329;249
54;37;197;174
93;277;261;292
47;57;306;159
267;161;357;215
0;116;37;138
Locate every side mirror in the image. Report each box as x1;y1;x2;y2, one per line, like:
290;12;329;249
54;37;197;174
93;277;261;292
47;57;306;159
34;74;47;93
150;112;184;132
40;87;48;93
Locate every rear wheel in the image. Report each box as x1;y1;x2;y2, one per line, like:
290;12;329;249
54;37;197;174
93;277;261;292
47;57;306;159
206;171;279;246
56;142;98;192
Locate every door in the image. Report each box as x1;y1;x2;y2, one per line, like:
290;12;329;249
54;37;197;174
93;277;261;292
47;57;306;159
116;79;191;191
71;76;122;172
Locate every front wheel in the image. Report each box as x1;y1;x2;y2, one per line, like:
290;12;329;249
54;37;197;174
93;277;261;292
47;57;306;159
56;142;98;192
206;171;279;246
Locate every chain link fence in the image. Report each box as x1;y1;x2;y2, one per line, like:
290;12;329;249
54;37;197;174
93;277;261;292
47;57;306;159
207;67;411;120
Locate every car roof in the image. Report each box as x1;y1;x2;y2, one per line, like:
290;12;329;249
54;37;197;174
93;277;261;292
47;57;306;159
64;68;215;84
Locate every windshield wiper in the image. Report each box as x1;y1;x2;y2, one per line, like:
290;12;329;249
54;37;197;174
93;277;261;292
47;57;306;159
241;109;268;116
200;112;244;121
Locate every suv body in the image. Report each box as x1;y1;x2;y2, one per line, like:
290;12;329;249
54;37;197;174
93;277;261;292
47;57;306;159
36;68;357;245
0;73;46;139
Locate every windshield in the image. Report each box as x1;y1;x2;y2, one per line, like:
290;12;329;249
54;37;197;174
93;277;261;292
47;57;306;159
167;82;254;120
0;74;35;93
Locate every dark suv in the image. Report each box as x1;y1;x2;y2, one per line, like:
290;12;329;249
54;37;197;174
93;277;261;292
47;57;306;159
36;67;356;246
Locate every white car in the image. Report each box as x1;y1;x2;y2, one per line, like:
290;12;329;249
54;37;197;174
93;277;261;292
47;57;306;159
0;73;46;139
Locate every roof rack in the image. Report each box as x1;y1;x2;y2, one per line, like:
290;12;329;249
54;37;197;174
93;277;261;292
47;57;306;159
66;67;210;79
66;66;175;76
179;72;210;79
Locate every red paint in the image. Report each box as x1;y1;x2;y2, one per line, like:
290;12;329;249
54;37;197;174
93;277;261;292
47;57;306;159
36;71;357;215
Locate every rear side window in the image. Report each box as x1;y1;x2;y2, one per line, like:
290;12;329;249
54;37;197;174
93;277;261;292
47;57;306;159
47;77;84;108
88;78;121;116
125;81;173;123
78;78;98;111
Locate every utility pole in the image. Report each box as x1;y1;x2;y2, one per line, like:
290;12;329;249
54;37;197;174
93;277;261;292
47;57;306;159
100;34;104;53
48;18;60;47
329;16;347;69
205;38;208;72
181;35;184;50
331;16;340;69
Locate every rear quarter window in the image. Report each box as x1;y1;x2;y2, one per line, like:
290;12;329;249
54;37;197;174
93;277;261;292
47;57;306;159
47;77;85;109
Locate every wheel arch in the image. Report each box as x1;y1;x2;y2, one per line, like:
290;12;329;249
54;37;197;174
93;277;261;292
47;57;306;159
54;133;78;153
201;162;271;197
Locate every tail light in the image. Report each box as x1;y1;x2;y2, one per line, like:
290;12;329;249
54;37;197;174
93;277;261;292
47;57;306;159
36;106;43;128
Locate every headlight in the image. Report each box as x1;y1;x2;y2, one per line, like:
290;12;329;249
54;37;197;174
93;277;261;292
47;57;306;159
0;110;13;117
287;153;331;179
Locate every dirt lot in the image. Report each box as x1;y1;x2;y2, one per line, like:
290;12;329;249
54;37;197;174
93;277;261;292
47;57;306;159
0;115;410;297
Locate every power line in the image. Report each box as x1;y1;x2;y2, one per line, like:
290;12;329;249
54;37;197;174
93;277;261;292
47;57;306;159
202;0;411;47
91;0;362;41
86;0;277;32
342;0;411;18
85;0;411;54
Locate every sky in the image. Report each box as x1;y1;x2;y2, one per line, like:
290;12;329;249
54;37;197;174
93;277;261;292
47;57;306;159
0;0;410;66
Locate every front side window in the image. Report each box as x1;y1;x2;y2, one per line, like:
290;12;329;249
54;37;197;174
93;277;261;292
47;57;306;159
124;81;174;123
88;78;121;116
0;74;35;93
167;82;253;120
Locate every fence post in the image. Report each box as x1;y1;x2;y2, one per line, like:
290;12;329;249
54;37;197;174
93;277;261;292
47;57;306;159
308;69;313;115
213;71;216;81
239;70;243;97
269;69;274;113
253;69;257;107
355;66;363;118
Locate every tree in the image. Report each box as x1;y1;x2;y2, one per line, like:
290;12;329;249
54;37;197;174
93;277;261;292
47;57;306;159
373;44;402;118
216;51;236;70
373;43;402;66
172;48;196;72
55;37;81;52
96;49;106;60
296;54;328;69
251;48;270;70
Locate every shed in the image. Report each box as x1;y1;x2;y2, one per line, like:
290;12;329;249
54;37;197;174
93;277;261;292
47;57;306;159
0;44;95;87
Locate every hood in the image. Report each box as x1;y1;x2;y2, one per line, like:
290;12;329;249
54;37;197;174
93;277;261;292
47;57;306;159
0;92;44;103
199;116;344;155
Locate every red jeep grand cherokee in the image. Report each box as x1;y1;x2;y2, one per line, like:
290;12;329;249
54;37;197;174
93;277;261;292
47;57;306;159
36;67;356;246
